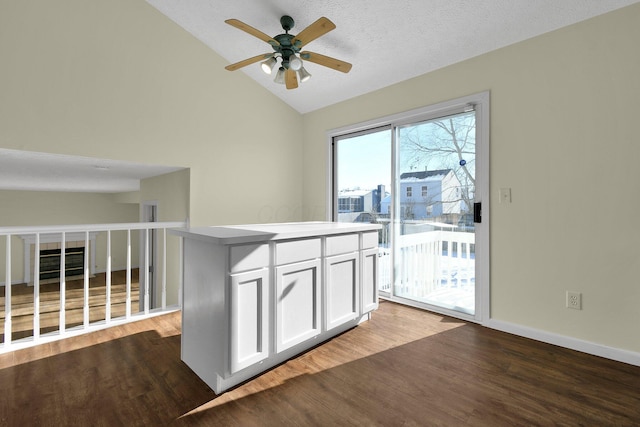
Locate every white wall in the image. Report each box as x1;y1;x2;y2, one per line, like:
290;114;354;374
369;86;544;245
0;0;304;227
302;4;640;354
140;169;190;305
0;190;140;283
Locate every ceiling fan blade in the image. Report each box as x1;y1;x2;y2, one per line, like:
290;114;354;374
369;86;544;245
225;19;279;46
292;17;336;48
285;69;298;90
225;53;273;71
300;51;352;73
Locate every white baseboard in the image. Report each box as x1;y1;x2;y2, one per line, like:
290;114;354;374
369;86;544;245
485;318;640;367
0;280;23;287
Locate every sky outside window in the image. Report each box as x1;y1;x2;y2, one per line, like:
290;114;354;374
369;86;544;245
336;129;391;192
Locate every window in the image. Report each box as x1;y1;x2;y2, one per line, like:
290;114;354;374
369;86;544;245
421;186;428;197
406;187;412;197
338;196;365;213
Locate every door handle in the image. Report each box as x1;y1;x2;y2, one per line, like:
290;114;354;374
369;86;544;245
473;202;482;223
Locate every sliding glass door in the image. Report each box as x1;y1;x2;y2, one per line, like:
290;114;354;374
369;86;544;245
395;111;476;314
333;127;392;293
332;93;489;321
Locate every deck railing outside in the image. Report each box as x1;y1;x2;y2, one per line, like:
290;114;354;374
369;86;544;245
378;230;475;297
0;221;186;353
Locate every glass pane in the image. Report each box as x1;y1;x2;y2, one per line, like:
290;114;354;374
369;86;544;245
334;128;392;293
395;111;476;314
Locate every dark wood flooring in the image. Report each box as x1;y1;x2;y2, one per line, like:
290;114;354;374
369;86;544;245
0;301;638;426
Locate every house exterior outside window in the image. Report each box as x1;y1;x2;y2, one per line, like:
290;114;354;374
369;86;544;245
380;169;463;222
337;185;389;222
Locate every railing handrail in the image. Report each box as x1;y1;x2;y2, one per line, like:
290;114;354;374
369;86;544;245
0;221;186;235
396;230;475;247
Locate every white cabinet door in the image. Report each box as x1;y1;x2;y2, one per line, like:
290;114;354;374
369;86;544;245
275;259;321;352
325;252;359;331
361;248;379;314
229;268;269;374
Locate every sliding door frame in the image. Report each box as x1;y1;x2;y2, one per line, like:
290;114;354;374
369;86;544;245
329;125;392;221
327;91;490;324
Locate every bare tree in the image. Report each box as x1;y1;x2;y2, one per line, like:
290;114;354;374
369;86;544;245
399;112;476;214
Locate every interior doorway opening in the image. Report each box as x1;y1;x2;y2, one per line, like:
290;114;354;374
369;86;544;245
141;202;158;311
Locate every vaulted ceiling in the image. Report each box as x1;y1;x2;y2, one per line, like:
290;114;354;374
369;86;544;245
147;0;639;113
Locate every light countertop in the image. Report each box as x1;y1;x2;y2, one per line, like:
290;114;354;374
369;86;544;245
171;221;381;245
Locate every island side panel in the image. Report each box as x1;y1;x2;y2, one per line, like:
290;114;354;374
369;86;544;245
181;237;228;390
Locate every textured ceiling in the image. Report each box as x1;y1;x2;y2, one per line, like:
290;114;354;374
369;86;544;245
0;149;183;193
146;0;639;113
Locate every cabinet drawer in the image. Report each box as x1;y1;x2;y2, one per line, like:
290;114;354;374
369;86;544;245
276;238;321;265
362;232;379;249
230;244;269;273
325;233;359;256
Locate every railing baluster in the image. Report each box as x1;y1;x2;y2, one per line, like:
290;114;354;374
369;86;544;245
178;236;183;308
437;238;443;288
126;229;131;319
33;233;40;341
83;231;90;328
162;228;167;310
0;221;184;353
5;235;12;347
144;228;150;315
60;232;66;335
424;242;429;293
106;230;111;324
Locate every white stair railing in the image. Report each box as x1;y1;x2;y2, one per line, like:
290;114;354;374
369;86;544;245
0;221;186;353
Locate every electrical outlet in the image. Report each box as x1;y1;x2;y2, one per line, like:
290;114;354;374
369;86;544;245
566;291;582;310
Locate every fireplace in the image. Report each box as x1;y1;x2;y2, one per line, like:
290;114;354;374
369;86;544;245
39;247;85;281
19;232;98;284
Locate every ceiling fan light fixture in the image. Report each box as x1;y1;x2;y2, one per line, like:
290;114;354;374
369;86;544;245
274;67;286;84
298;66;312;83
225;16;351;89
260;56;277;74
289;55;303;71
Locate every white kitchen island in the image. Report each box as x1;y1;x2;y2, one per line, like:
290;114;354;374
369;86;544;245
171;221;381;394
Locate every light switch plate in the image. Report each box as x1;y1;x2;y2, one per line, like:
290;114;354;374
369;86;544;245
499;188;511;203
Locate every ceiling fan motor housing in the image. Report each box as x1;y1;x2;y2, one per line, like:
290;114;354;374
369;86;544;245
273;16;301;69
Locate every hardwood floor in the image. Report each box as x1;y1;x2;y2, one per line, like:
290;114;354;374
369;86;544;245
0;301;638;426
0;270;140;341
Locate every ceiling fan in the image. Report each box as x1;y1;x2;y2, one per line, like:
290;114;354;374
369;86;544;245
224;15;352;90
